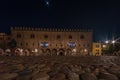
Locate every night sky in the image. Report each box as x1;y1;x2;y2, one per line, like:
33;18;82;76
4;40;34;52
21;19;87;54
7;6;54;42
0;0;120;41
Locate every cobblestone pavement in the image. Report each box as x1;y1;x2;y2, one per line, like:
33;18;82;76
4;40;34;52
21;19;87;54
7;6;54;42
0;56;120;80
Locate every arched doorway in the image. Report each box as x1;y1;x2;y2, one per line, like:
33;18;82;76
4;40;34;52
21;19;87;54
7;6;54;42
66;49;72;55
15;48;21;55
23;49;30;56
46;49;51;55
58;48;65;56
52;49;57;55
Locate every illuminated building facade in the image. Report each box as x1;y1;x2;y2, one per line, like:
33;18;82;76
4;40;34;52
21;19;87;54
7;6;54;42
92;42;102;56
10;27;93;55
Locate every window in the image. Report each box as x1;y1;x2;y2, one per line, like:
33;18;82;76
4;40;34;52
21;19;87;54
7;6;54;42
44;35;48;39
87;44;89;47
16;34;21;38
68;42;76;47
38;43;39;46
30;34;35;39
33;43;34;46
83;44;85;47
80;35;85;39
20;43;22;46
61;44;63;47
69;35;72;39
0;37;3;40
26;43;28;46
40;42;49;47
57;35;61;39
7;37;10;40
96;45;99;48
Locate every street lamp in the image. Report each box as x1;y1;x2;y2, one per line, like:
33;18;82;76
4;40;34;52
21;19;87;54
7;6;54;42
105;40;109;44
112;40;115;44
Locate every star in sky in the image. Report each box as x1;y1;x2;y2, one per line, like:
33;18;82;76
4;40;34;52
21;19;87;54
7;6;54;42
46;1;49;5
45;1;50;7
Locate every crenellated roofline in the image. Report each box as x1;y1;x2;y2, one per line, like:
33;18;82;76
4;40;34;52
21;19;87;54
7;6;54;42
11;27;93;32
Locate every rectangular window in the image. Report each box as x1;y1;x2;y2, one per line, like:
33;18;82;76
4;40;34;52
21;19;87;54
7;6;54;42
0;38;3;40
20;43;22;46
96;45;99;48
68;42;76;47
40;42;49;47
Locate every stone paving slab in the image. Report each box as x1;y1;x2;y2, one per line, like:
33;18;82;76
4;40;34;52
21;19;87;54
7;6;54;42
0;56;120;80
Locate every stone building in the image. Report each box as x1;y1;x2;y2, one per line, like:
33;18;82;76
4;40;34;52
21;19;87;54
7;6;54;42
92;42;102;56
0;33;11;49
11;27;93;56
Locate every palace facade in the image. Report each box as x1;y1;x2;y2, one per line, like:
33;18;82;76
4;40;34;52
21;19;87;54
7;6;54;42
10;27;93;55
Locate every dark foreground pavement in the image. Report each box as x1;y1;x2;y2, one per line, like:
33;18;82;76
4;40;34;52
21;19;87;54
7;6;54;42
0;56;120;80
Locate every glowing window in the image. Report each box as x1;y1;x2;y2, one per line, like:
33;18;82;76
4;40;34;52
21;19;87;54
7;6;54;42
40;42;49;47
68;42;76;47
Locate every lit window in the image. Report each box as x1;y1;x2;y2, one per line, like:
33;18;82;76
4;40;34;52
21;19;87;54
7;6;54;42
40;42;49;47
68;42;76;47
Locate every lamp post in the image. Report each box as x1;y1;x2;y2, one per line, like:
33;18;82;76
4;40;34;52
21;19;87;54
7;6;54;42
104;36;120;55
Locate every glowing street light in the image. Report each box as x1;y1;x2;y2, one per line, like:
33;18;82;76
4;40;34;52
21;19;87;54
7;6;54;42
102;44;107;48
105;40;109;44
112;40;115;44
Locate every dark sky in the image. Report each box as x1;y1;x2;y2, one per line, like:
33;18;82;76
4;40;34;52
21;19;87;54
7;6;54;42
0;0;120;41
